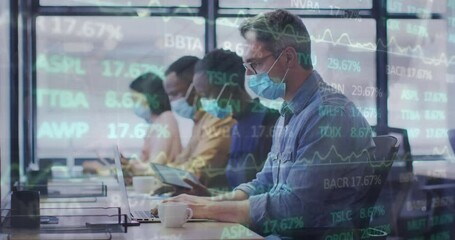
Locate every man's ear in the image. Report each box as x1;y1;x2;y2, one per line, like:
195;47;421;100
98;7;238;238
284;47;299;68
193;94;202;109
187;87;197;106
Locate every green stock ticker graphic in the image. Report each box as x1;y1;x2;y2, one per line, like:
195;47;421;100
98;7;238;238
108;123;170;139
38;121;89;139
37;88;89;109
327;57;362;73
36;53;86;75
221;224;256;238
37;88;167;110
102;60;165;79
400;90;447;103
36;53;165;79
262;216;304;234
37;121;171;140
330;204;386;225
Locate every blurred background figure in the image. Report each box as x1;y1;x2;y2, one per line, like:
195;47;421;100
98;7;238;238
182;49;279;195
84;72;182;176
164;56;199;148
165;57;236;190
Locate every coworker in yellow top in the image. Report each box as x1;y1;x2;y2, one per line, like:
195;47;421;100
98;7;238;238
164;56;236;189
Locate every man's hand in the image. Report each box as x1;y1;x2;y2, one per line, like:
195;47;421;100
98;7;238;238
129;160;152;175
120;154;130;165
82;161;103;175
151;193;251;224
121;157;153;177
152;194;213;219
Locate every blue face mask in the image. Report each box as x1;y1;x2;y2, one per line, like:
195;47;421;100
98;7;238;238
246;51;289;100
170;83;196;119
133;103;152;123
171;98;195;119
200;84;233;119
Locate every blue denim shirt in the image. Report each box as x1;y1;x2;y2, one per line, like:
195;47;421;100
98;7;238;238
235;71;375;235
226;100;279;189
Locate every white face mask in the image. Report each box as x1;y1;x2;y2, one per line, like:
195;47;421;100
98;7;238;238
133;102;152;123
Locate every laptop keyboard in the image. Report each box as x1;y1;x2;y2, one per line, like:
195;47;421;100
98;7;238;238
133;210;155;220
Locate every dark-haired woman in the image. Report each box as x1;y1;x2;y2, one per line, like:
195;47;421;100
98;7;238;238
126;72;182;175
83;72;181;176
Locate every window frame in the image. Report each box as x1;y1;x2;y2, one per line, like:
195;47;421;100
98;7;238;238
13;0;445;183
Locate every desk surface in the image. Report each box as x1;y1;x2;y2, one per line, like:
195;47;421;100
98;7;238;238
127;222;262;240
5;222;262;240
2;178;263;240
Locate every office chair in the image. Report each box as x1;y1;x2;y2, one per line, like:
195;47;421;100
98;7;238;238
385;129;455;239
353;135;399;238
392;129;455;238
386;129;455;238
369;127;416;237
277;135;399;240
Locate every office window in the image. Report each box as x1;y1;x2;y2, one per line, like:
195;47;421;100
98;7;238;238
40;0;201;7
387;19;449;156
0;0;10;201
447;2;455;148
450;4;455;76
36;16;205;159
217;17;377;125
219;0;372;9
387;0;446;14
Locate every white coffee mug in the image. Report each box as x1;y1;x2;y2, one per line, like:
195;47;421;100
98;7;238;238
132;176;160;194
157;202;193;228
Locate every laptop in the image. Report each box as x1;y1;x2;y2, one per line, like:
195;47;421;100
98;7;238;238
113;147;160;223
113;147;209;223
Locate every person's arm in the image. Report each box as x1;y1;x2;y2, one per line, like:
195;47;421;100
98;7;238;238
148;112;182;165
205;200;251;224
211;189;249;201
232;115;280;196
242;106;375;228
165;105;374;230
233;148;275;197
162;194;251;225
206;150;275;200
175;114;234;183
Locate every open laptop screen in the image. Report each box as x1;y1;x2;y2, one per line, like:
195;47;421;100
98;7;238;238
113;146;134;221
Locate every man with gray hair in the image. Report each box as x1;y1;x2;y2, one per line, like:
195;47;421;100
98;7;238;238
163;9;375;239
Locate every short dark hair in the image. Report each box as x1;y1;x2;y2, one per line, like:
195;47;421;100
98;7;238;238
194;49;245;90
239;9;313;70
165;56;199;84
130;72;171;115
